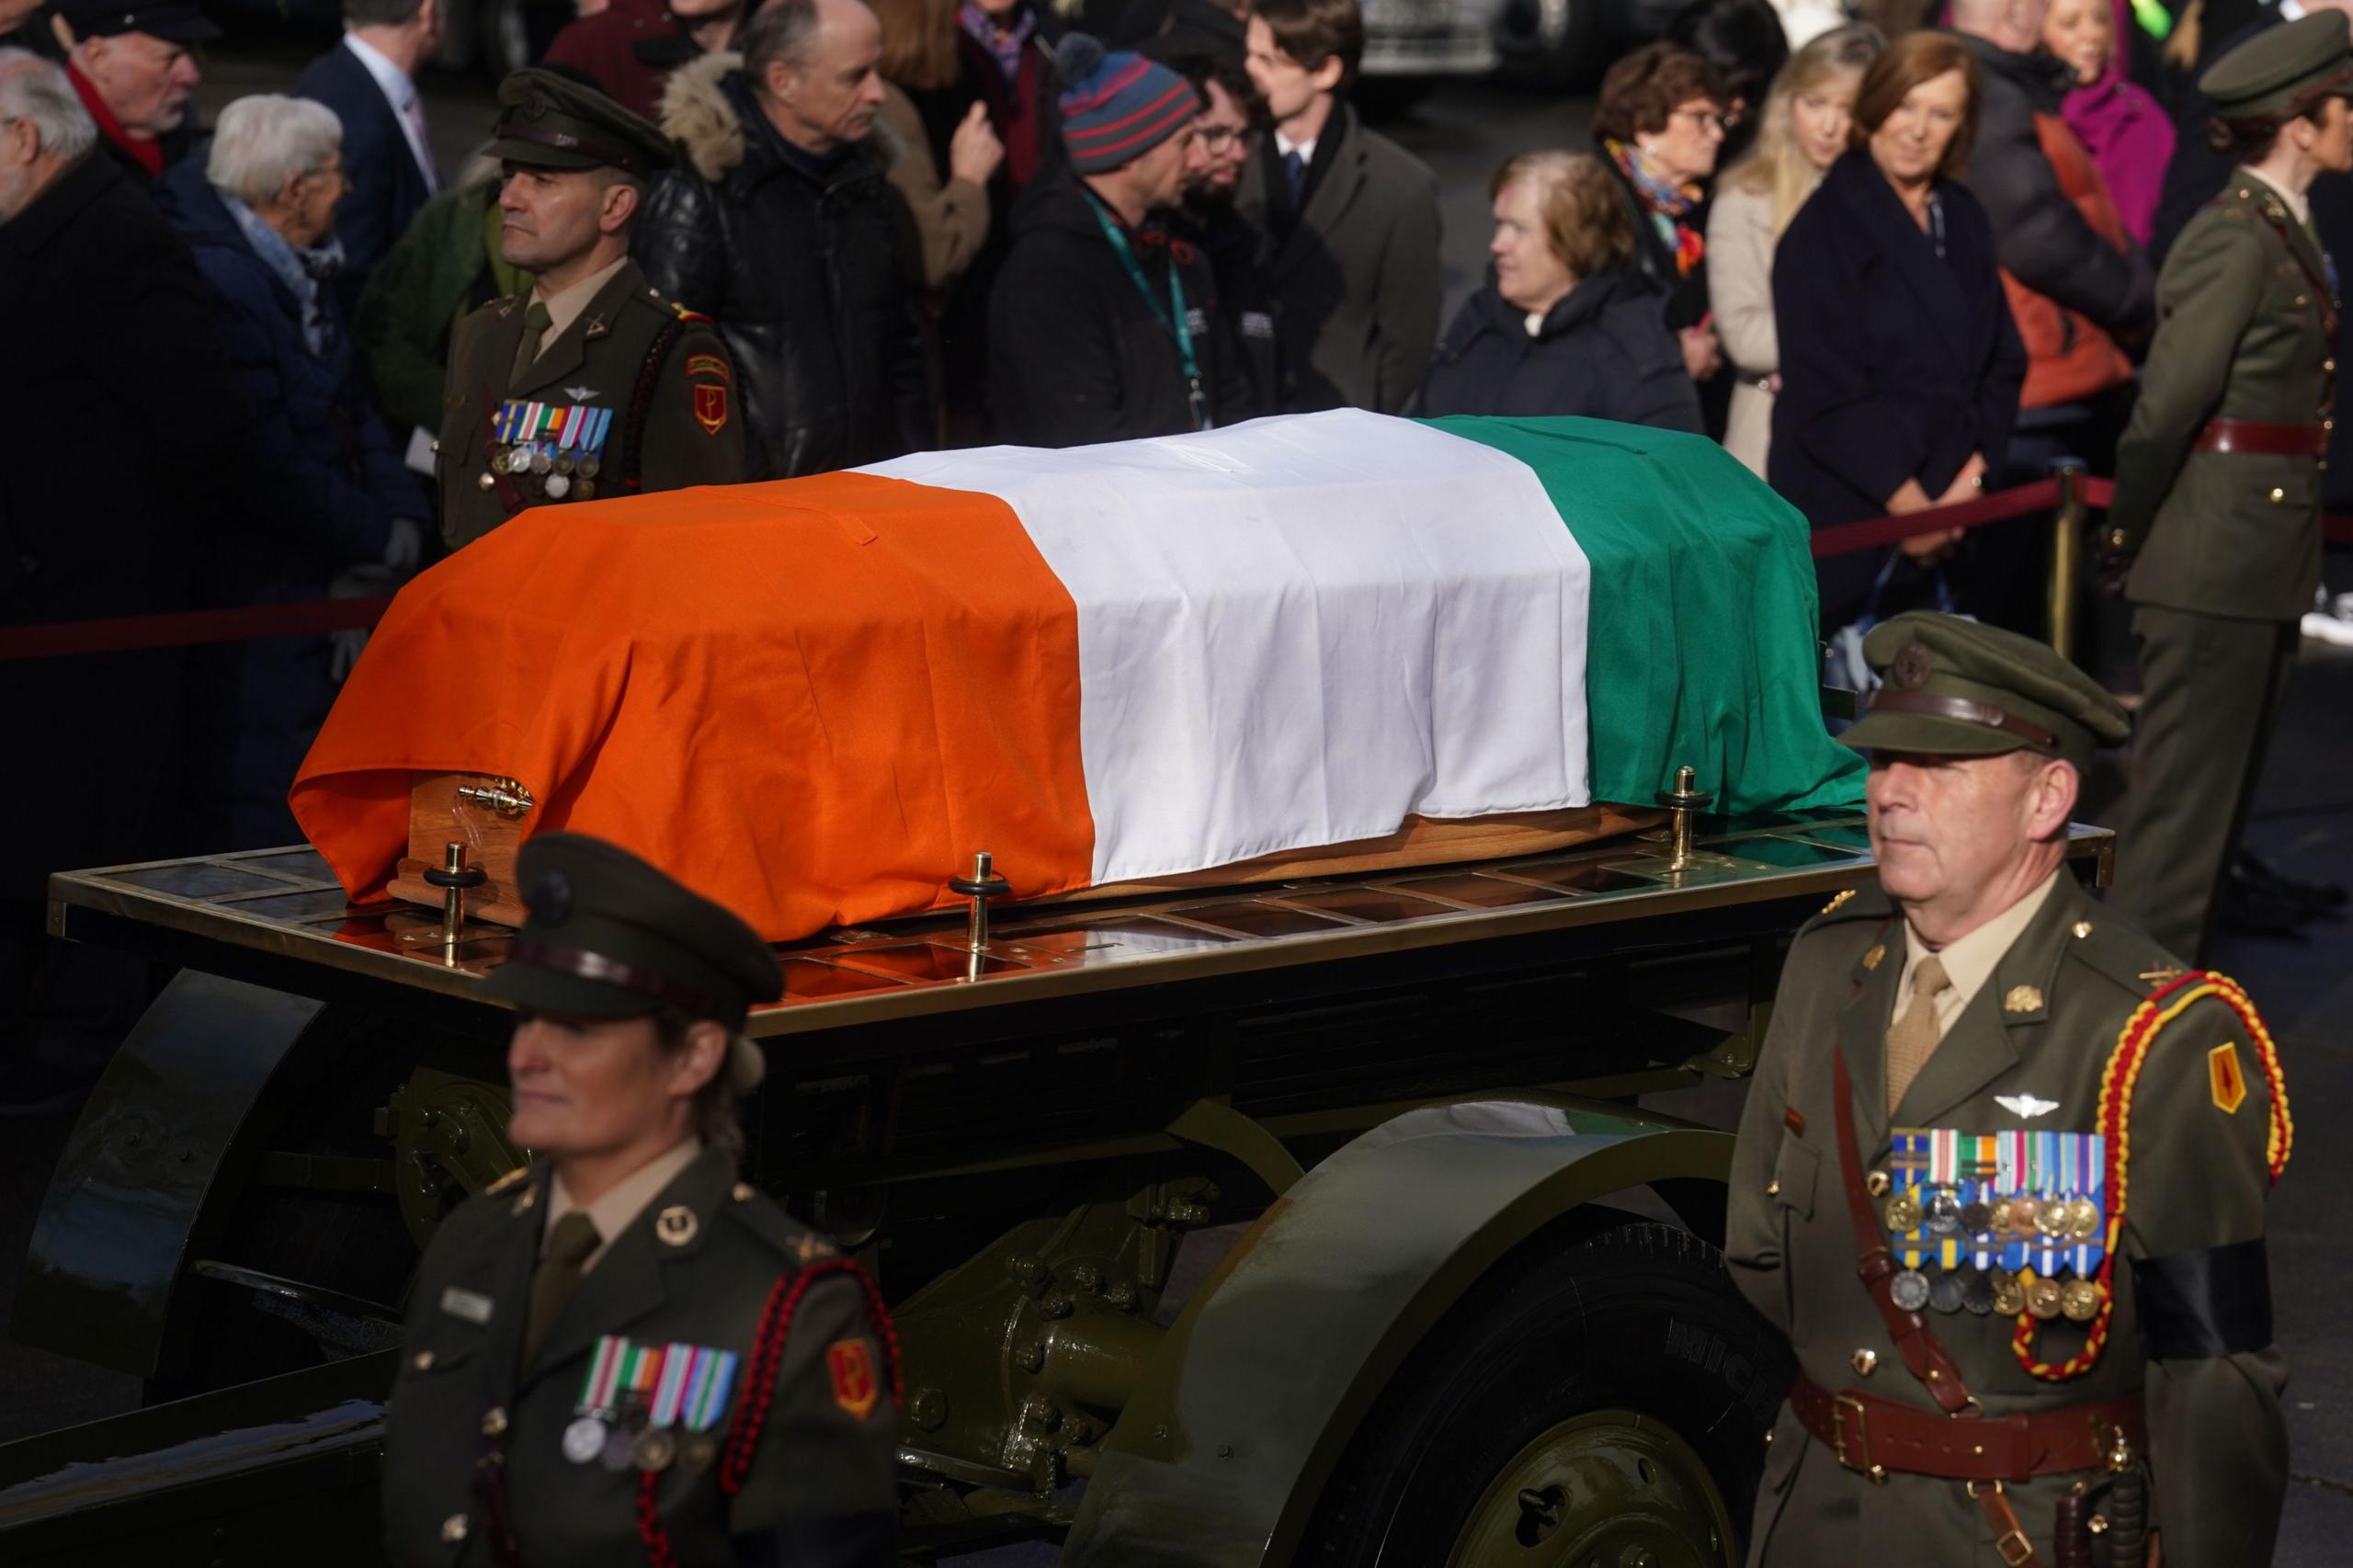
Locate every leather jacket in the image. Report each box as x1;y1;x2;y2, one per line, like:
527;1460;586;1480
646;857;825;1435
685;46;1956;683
636;55;929;479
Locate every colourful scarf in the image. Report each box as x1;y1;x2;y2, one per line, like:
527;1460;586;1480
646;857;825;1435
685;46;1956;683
958;2;1034;85
1605;137;1704;276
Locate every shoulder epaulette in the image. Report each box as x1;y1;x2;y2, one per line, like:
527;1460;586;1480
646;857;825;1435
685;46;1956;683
670;301;713;324
1800;881;1892;938
721;1185;839;1266
483;1165;530;1195
2061;911;2188;998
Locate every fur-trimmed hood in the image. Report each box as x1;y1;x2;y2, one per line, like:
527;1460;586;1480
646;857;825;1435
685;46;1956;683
658;51;900;185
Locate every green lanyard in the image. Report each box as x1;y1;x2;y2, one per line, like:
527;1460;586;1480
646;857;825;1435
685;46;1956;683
1083;191;1209;430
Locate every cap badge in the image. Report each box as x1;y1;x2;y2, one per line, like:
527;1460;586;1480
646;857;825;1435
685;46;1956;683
529;869;573;925
523;88;551;119
655;1205;699;1247
1890;642;1935;690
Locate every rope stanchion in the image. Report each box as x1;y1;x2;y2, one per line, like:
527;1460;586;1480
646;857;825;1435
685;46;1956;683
1809;479;2063;559
0;596;393;662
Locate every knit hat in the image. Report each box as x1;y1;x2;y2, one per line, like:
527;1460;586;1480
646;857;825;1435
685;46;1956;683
1054;33;1201;174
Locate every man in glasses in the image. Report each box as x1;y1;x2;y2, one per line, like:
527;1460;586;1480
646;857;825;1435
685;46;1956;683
1239;0;1438;415
1159;46;1276;414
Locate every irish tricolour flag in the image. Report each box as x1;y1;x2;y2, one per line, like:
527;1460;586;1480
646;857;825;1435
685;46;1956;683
293;412;1860;939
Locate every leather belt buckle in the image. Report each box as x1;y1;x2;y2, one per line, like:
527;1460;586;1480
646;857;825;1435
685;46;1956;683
1832;1393;1887;1483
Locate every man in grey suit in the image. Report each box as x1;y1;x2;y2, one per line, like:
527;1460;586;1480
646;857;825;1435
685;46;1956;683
1239;0;1438;415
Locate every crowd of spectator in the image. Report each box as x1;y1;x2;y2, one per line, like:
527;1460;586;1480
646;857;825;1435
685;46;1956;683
6;0;2353;1101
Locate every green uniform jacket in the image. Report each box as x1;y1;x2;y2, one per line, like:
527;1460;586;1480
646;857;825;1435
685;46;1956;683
2108;173;2336;620
1726;875;2288;1567
381;1146;899;1567
354;180;530;439
437;255;745;552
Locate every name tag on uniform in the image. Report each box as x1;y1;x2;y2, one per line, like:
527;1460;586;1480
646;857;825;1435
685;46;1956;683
440;1286;495;1324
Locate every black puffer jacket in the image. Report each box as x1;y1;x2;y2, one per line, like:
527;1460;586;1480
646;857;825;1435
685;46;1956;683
1410;268;1703;431
988;162;1256;447
635;54;928;479
1959;33;2153;338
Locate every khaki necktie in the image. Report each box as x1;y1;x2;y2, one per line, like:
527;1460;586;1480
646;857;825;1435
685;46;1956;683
1885;954;1952;1113
522;1210;600;1367
509;301;554;384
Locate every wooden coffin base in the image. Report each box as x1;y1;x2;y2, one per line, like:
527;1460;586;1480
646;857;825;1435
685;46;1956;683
387;770;1662;935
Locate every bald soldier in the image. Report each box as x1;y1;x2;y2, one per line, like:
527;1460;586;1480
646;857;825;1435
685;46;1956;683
1728;613;2291;1568
438;70;743;551
381;834;898;1566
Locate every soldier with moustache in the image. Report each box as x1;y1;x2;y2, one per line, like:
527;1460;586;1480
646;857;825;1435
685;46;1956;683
1728;613;2292;1568
438;70;743;552
381;833;899;1566
2105;13;2353;960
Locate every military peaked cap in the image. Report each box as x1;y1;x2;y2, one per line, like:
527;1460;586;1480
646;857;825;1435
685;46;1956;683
1838;611;2130;770
483;833;782;1090
489;68;677;181
2201;10;2353;118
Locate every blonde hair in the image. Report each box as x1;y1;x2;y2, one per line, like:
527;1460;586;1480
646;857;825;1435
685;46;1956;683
1726;23;1883;236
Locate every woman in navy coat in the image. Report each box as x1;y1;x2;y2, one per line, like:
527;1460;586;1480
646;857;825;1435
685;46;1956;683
1770;31;2025;634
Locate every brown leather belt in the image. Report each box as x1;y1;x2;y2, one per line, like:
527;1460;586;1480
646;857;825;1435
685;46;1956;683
1790;1370;2145;1485
2193;418;2328;456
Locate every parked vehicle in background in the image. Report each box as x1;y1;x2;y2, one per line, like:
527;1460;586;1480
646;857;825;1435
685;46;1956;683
1360;0;1510;103
1495;0;1677;85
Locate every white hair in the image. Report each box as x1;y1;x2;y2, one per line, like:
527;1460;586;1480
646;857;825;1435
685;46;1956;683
0;48;98;165
206;95;343;207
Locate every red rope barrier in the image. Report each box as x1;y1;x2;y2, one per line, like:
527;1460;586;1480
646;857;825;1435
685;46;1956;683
6;475;2350;659
0;596;393;662
1808;479;2063;559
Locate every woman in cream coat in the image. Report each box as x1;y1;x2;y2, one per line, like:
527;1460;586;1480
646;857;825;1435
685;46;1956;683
1706;24;1882;476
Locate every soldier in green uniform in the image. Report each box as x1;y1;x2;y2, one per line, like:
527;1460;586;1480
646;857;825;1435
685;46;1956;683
1728;612;2292;1568
438;70;745;552
2103;12;2353;961
381;834;899;1566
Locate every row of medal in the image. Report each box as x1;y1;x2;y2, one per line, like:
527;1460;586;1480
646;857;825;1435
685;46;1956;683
559;1334;742;1473
491;398;614;501
1879;1127;2109;1319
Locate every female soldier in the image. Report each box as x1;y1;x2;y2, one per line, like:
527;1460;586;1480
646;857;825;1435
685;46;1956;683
381;834;900;1567
2104;12;2353;963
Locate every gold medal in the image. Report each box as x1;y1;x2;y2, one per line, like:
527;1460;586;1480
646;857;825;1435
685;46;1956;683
631;1428;677;1471
2035;1200;2072;1239
1883;1190;1922;1233
1991;1270;2027;1316
2061;1278;2102;1322
2010;1195;2040;1233
1989;1199;2015;1233
576;478;596;501
2067;1199;2102;1241
2026;1276;2065;1321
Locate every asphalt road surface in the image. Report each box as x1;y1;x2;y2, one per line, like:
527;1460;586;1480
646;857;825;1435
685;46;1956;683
2;47;2348;1566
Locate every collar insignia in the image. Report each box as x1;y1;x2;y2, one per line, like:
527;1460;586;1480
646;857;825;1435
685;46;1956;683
2003;984;2044;1014
655;1205;698;1247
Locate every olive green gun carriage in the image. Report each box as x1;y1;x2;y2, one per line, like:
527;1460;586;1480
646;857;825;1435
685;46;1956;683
0;816;2116;1565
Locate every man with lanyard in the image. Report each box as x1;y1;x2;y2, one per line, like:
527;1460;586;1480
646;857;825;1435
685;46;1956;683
987;31;1255;445
1727;611;2291;1566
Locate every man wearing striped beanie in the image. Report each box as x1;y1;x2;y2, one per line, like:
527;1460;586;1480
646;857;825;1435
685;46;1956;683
987;32;1256;447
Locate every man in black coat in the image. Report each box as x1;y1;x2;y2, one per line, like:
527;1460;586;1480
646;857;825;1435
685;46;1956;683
990;34;1254;445
634;0;928;480
294;0;442;315
0;48;244;1111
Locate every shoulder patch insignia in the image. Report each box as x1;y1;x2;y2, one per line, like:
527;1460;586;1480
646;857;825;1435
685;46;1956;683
688;349;732;437
1821;888;1856;916
484;1165;529;1195
825;1339;880;1419
2210;1041;2248;1114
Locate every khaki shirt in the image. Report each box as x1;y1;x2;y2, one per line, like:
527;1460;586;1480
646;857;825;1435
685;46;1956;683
1893;872;2059;1041
544;1135;702;1275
